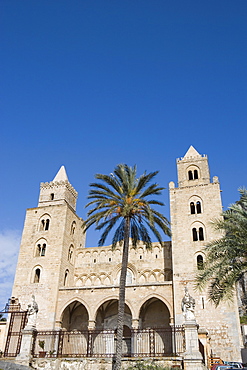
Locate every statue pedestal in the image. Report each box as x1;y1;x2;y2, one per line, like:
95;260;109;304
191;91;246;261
16;328;36;366
183;320;204;370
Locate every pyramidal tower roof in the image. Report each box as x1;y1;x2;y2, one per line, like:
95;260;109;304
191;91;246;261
183;145;201;158
53;165;68;182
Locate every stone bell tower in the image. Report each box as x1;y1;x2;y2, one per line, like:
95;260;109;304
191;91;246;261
169;146;242;361
12;166;85;330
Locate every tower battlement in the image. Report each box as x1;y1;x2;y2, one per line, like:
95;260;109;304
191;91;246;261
40;180;78;198
177;153;207;163
38;166;78;211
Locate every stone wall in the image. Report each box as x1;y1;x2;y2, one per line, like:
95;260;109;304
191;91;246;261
30;358;182;370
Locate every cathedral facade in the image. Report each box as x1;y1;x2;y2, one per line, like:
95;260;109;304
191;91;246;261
11;146;242;362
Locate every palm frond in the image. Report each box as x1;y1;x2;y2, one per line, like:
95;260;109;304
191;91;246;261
138;222;152;249
112;220;125;249
195;188;247;305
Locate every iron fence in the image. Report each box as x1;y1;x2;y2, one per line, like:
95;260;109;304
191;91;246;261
32;326;185;359
4;311;27;357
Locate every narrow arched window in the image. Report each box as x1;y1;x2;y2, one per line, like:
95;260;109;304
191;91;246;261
196;201;201;214
64;270;69;286
197;255;204;270
40;217;50;231
190;202;196;214
50;193;54;200
68;245;74;263
71;221;76;235
199;227;204;241
34;268;41;283
194;170;198;179
36;242;46;256
188;170;193;180
192;228;198;241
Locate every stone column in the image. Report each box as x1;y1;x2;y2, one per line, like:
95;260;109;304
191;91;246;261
16;328;36;366
183;321;204;370
181;287;204;370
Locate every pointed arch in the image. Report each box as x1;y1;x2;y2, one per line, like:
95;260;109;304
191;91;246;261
138;295;172;328
95;299;132;330
61;300;89;331
189;196;203;214
39;213;51;231
137;293;172;318
113;263;137;285
138;274;146;284
93;296;135;323
148;271;157;282
68;244;74;264
70;221;76;235
34;238;47;257
32;265;43;283
75;278;83;287
191;221;206;242
187;165;200;180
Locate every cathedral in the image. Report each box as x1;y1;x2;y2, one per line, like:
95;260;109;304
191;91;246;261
8;146;242;365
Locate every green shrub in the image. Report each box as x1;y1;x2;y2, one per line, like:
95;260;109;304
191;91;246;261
240;315;247;325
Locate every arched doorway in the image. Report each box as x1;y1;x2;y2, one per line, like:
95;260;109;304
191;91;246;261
60;301;89;356
61;301;89;331
95;299;132;330
139;297;170;328
139;298;172;356
95;299;132;356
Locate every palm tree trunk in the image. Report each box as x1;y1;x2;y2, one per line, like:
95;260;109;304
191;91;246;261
114;217;130;370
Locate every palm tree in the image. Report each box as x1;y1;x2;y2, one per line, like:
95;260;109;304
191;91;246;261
83;164;171;370
196;188;247;307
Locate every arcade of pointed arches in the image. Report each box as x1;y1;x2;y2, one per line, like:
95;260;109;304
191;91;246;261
74;266;171;287
60;295;171;332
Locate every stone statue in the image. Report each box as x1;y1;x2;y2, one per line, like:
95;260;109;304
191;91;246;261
25;295;38;329
181;286;195;321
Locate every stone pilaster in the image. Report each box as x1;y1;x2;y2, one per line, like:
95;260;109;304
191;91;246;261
183;320;204;370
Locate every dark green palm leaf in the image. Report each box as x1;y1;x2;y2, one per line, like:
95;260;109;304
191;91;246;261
196;188;247;306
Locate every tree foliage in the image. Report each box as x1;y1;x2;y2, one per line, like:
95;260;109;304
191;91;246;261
84;164;170;248
196;188;247;306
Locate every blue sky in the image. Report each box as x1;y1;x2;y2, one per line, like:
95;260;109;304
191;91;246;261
0;0;246;309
